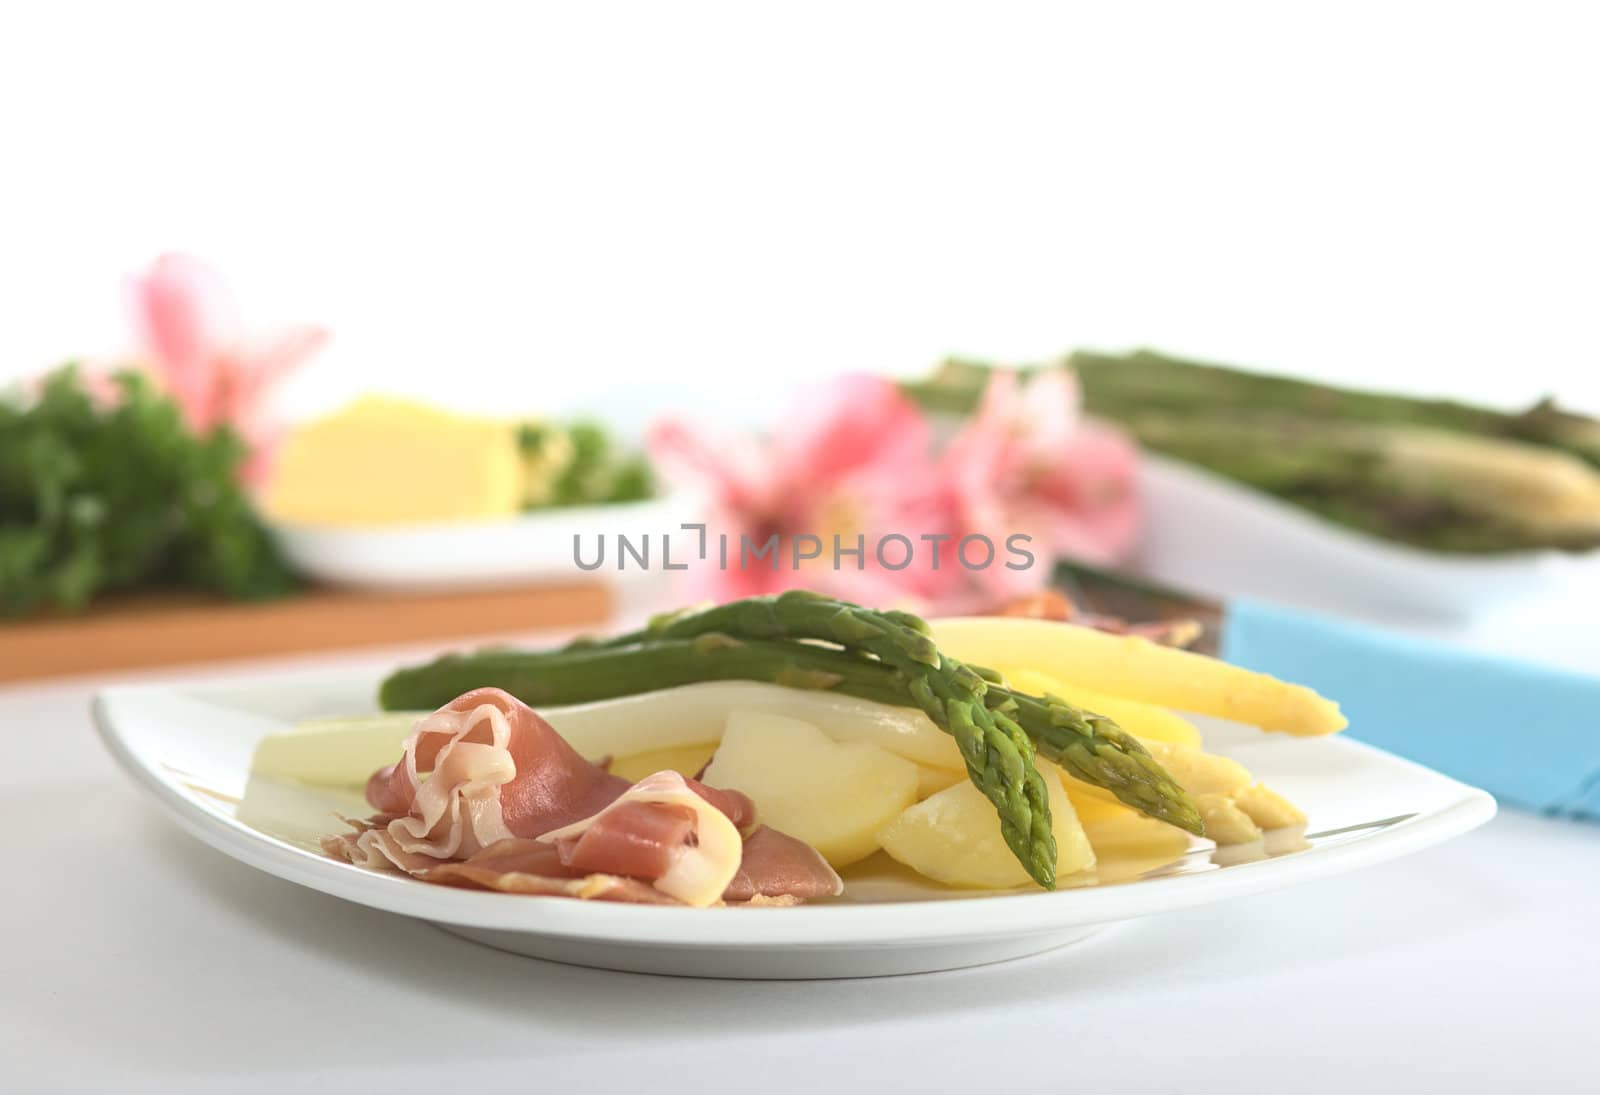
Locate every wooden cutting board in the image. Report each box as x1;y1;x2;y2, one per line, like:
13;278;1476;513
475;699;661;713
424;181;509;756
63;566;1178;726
0;582;611;683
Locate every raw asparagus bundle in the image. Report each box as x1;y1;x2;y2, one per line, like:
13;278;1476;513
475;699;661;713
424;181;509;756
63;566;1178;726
380;592;1205;889
1071;350;1600;468
908;351;1600;554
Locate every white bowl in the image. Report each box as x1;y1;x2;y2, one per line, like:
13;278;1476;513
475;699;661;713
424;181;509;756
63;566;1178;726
270;496;687;590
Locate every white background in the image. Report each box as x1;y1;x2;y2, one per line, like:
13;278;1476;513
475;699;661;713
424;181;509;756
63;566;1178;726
2;1;1597;429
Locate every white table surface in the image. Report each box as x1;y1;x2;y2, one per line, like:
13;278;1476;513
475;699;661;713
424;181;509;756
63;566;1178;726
3;643;1597;1095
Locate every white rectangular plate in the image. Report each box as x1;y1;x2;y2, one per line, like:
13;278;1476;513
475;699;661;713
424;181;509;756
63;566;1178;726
93;669;1495;979
1138;456;1600;621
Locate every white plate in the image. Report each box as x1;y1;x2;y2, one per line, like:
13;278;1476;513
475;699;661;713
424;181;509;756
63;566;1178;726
270;496;687;590
93;669;1495;979
1136;456;1600;622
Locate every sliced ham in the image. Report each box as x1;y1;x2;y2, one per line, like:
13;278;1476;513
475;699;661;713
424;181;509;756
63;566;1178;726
364;686;629;835
418;826;842;906
332;705;513;870
536;771;743;906
680;777;756;831
419;840;677;905
322;686;839;906
556;800;696;878
725;826;843;902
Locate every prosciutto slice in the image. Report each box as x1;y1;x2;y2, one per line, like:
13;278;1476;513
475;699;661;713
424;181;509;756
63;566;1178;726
536;770;744;905
724;826;845;903
322;687;842;905
420;840;678;905
364;687;629;836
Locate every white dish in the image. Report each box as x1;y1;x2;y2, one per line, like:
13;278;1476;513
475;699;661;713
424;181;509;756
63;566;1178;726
93;668;1495;979
270;495;686;590
1136;456;1600;622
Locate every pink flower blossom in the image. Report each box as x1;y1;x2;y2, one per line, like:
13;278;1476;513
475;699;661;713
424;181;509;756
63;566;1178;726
650;374;964;609
650;369;1142;614
940;369;1141;601
128;254;326;485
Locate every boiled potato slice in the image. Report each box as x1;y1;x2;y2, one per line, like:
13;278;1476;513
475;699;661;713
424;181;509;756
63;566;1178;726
915;765;966;799
1001;667;1202;748
701;710;919;868
877;761;1094;889
250;713;420;786
929;617;1346;736
609;743;718;783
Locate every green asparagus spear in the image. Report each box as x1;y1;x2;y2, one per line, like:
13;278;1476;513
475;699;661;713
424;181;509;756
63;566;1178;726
379;634;920;711
914;348;1600;467
906;352;1600;553
596;591;1059;888
380;593;1206;886
991;689;1200;835
1071;349;1600;469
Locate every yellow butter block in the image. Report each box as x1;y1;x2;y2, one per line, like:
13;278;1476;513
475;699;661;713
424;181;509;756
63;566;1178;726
267;396;523;525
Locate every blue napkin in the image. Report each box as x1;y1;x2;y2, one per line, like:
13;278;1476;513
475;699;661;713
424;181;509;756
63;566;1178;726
1219;597;1600;818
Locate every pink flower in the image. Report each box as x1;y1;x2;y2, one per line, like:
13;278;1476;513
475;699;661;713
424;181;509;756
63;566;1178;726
650;368;1143;614
129;254;326;485
940;369;1141;601
650;374;967;610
